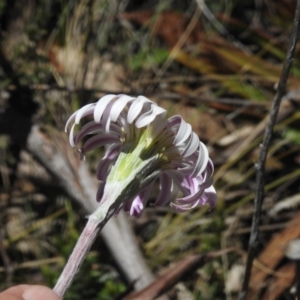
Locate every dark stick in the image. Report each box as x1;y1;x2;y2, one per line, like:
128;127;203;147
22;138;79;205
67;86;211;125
238;1;300;299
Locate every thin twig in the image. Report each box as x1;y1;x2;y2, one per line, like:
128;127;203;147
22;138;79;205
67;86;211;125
238;1;300;299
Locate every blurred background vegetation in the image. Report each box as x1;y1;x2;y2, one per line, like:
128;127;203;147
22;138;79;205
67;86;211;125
0;0;300;299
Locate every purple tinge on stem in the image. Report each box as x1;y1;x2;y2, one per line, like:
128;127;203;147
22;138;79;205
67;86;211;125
65;94;216;217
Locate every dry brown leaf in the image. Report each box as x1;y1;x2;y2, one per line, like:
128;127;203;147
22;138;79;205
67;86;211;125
123;249;233;300
262;263;295;300
249;211;300;297
120;10;202;48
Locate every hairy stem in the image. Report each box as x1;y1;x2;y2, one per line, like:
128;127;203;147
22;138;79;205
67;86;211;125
53;216;100;297
53;184;124;298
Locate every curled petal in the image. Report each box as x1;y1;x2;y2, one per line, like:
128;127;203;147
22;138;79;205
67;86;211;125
127;96;153;124
166;115;181;128
206;159;215;178
75;104;96;125
110;95;135;122
96;182;105;202
69;123;77;147
94;94;117;123
174;171;215;206
202;185;217;208
191;142;209;177
174;186;205;205
174;118;192;146
101;101;115;133
96;158;112;182
149;115;168;140
177;165;194;176
96;144;120;181
129;196;144;217
65;103;96;132
136;104;166;128
155;173;173;206
103;143;121;160
74;121;122;147
181;132;199;157
124;184;152;217
82;134;120;154
165;170;189;195
73;121;103;146
170;199;200;211
65;111;78;132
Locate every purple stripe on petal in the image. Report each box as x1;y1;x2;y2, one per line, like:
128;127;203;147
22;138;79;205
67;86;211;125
201;185;217;208
175;185;205;205
135;104;166;128
165;170;189;195
96;144;120;181
170;202;193;212
181;132;199;157
96;183;105;202
126;184;152;217
177;164;194;175
130;195;144;217
96;158;112;181
104;143;121;159
154;173;173;206
101;101;115;133
82;134;120;154
200;174;214;189
166;115;181;128
73;121;103;145
191;142;209;177
123;198;132;212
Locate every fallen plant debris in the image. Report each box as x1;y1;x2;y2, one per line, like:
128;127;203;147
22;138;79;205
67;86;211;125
0;0;300;299
123;248;234;300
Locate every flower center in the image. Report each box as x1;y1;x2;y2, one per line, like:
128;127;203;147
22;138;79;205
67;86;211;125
107;121;177;183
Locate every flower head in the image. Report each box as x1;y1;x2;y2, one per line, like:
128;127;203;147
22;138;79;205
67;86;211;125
66;94;216;217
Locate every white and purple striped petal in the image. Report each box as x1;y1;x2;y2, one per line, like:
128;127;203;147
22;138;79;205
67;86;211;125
65;94;216;217
155;172;174;207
